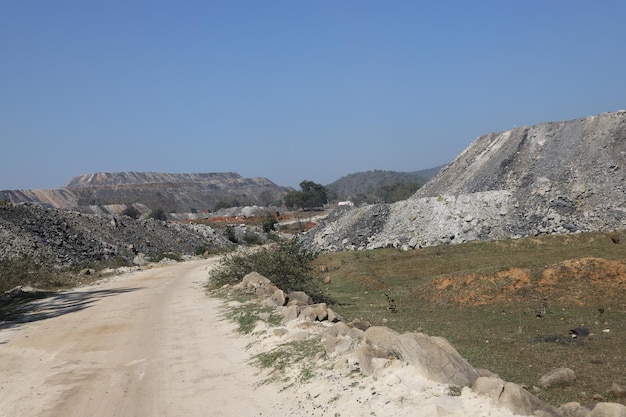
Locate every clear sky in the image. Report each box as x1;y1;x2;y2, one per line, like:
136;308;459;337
1;1;625;190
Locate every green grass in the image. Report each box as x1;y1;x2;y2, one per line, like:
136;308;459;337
252;338;325;385
214;290;283;334
315;231;626;407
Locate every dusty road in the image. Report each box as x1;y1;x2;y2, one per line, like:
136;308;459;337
0;258;287;417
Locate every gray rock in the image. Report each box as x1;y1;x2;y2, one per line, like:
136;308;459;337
347;327;365;340
498;382;560;416
539;367;576;388
356;345;392;375
559;402;591;417
334;337;353;354
362;326;400;352
280;305;300;322
300;303;328;322
287;291;313;305
349;319;371;331
363;326;478;386
271;289;286;306
589;403;626;417
611;382;626;399
332;321;351;336
239;272;280;298
324;334;340;354
394;332;479;386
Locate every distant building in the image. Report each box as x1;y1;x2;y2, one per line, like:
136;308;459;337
337;201;354;207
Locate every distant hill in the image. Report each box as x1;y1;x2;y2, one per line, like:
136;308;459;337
0;172;291;216
325;166;445;202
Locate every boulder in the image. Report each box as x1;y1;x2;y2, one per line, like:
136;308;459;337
324;334;340;354
498;382;560;416
362;326;401;352
280;305;300;322
394;332;479;386
356;345;392;375
270;289;286;306
559;402;591;417
611;382;626;399
363;326;478;386
334;337;353;354
472;376;506;404
349;319;371;331
300;303;328;321
539;367;576;387
239;272;280;298
326;307;340;323
287;291;313;305
589;403;626;417
333;321;351;337
347;327;365;340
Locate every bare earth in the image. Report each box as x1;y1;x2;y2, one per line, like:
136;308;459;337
1;258;524;417
0;258;296;417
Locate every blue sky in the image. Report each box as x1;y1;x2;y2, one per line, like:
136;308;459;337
1;1;625;190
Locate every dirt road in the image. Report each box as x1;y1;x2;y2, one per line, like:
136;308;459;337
0;258;287;417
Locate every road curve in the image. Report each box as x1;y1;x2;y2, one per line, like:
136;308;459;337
0;258;284;417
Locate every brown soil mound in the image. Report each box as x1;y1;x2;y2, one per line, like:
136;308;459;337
413;257;626;308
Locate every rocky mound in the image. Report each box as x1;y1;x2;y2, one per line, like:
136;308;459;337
305;111;626;251
0;202;230;268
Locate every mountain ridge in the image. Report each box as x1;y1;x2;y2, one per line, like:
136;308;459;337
0;171;291;216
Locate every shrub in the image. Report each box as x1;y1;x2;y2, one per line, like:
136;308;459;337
242;233;262;245
260;212;278;233
148;208;167;221
208;239;327;302
121;205;140;219
225;225;238;243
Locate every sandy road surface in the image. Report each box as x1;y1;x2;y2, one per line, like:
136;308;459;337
0;258;289;417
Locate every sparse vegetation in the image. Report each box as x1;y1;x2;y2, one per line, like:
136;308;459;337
148;251;182;263
208;239;327;302
148;208;168;221
121;205;141;219
251;339;325;385
0;254;132;294
315;231;626;407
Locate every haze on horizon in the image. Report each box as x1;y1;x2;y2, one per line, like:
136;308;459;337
1;1;625;190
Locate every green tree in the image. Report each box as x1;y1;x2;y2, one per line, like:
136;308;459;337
283;180;328;210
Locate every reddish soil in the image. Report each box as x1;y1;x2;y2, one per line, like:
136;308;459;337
414;257;626;308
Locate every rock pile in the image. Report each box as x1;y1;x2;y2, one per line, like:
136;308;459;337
304;111;626;252
223;271;626;417
0;202;231;267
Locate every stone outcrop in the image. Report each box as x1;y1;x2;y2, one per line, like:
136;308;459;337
0;171;291;215
304;111;626;251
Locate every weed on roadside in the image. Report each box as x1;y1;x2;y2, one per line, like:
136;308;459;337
251;338;325;385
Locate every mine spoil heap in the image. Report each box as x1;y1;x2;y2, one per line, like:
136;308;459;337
305;111;626;251
0;202;229;267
